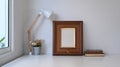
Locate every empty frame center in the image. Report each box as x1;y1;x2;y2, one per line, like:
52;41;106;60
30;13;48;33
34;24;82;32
61;28;75;48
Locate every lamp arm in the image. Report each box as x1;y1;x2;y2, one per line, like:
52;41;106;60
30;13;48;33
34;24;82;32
27;14;41;52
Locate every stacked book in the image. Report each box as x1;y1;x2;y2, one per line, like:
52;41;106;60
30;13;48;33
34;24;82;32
85;50;104;57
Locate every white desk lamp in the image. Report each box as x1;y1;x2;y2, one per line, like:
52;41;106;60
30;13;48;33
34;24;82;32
27;9;52;54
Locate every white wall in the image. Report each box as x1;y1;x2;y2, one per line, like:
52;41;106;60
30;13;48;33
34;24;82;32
24;0;120;55
0;0;25;66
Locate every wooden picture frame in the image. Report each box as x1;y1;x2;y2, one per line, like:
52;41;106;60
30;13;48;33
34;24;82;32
53;21;83;56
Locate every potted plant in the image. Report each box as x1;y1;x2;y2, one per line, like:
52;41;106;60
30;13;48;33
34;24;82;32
31;40;41;55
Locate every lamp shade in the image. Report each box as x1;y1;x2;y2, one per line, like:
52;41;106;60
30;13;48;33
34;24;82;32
40;9;52;18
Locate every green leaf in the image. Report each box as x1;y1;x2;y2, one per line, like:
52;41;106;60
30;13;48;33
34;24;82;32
0;37;5;43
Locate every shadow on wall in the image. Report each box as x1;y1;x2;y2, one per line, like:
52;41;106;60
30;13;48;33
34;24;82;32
40;39;47;54
49;13;59;20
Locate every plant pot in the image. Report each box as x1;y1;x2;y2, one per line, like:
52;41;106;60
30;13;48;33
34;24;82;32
32;46;41;55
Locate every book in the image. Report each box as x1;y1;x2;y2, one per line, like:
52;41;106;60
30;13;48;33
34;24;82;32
85;54;104;57
85;50;104;57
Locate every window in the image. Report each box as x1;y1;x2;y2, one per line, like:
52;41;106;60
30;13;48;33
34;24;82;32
0;0;9;48
0;0;13;55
